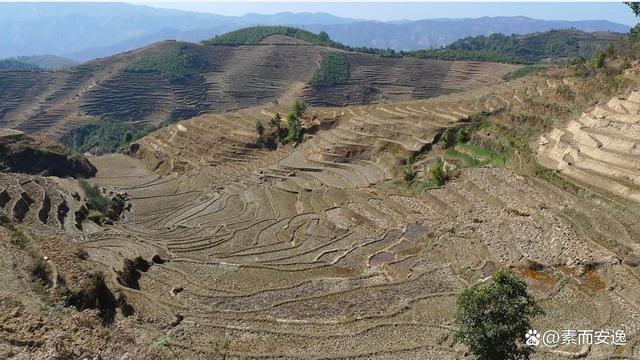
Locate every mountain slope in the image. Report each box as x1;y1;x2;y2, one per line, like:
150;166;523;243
443;29;621;62
0;37;517;142
305;16;629;51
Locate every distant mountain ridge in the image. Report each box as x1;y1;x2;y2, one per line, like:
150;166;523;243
0;2;630;61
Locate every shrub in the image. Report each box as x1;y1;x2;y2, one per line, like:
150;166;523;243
469;113;490;132
255;120;265;139
66;271;119;324
440;128;455;149
430;158;446;186
456;128;470;144
79;179;112;215
573;62;594;78
403;163;417;185
269;113;281;128
593;51;606;68
309;53;350;85
455;269;543;360
30;257;52;288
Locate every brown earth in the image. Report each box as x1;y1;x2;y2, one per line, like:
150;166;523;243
0;39;517;139
3;39;640;359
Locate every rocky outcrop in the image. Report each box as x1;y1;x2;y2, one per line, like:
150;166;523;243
0;129;96;178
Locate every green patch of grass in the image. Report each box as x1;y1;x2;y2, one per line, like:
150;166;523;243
502;65;548;81
446;148;481;168
309;53;350;86
457;143;509;166
446;143;509;168
533;167;581;195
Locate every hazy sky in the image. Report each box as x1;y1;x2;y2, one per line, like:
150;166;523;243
138;2;638;26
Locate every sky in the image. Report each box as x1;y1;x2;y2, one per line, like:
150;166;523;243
136;2;638;26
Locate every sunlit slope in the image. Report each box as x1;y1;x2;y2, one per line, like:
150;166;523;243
0;36;516;139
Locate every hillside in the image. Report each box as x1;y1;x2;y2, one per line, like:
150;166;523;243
52;57;640;358
12;55;78;70
207;26;622;64
0;58;41;71
203;26;336;46
5;16;640;358
442;29;622;63
0;36;517;148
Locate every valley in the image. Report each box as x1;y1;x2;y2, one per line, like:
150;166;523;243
1;22;640;359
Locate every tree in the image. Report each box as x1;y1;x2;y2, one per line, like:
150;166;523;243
291;100;307;119
455;269;543;360
632;24;640;39
284;112;302;144
318;31;330;43
626;2;640;17
625;2;640;39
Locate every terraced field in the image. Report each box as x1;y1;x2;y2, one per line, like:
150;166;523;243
4;34;640;356
0;37;517;139
538;89;640;205
65;73;640;358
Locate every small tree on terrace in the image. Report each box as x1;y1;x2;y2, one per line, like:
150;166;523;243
284;112;302;144
455;269;543;360
291;100;307;119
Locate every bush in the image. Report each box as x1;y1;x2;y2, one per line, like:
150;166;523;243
593;51;606;68
469;113;490;132
430;158;446;186
455;269;543;360
440;128;455;149
309;53;350;85
79;179;112;215
30;257;52;288
269;113;281;128
255;120;265;139
456;128;470;144
403;163;417;185
66;271;119;324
